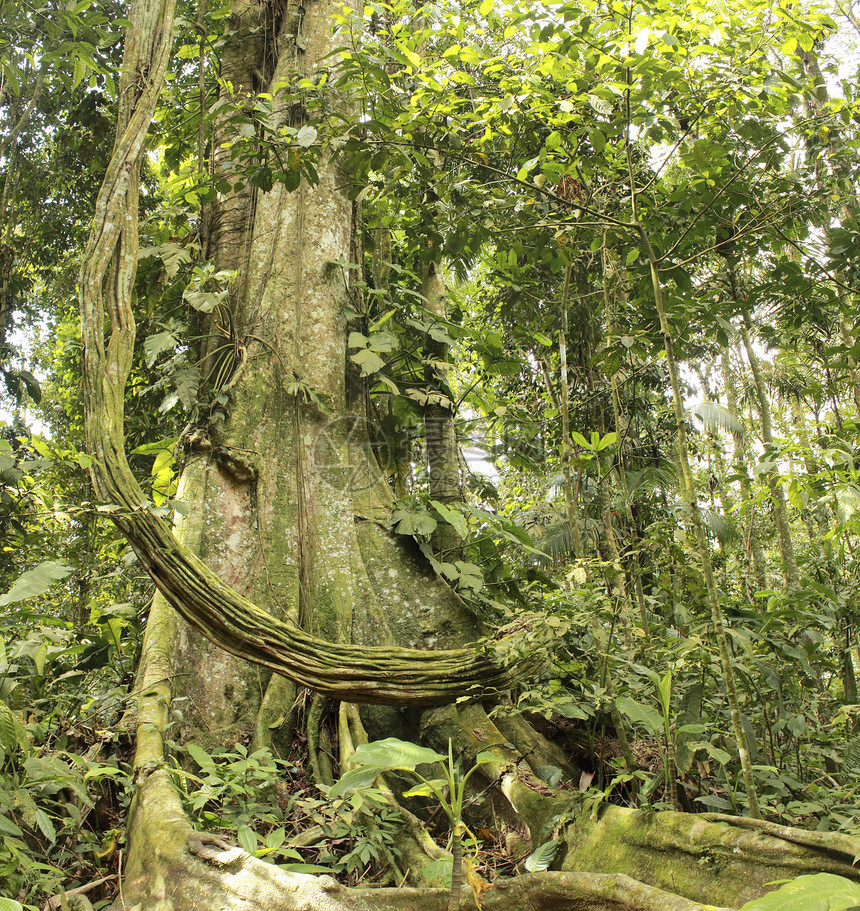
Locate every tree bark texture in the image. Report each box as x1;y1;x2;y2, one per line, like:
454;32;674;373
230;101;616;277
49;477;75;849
78;0;516;707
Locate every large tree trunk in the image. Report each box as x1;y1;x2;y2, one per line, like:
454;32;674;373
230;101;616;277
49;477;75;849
79;1;860;908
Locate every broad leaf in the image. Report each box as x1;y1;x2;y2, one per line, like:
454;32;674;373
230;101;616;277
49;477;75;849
403;778;447;798
738;873;860;910
422;857;453;888
0;813;23;838
238;824;258;854
296;125;318;147
615;696;662;736
34;808;57;844
328;766;379;798
524;839;559;872
349;738;445;771
535;765;563;787
0;562;74;607
186;743;213;769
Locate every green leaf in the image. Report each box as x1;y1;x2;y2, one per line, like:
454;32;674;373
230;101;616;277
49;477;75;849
34;641;48;677
615;696;662;735
238;824;258;854
0;814;24;838
11;370;41;404
422;857;453;888
266;828;286;850
780;36;798;55
132;437;179;456
431;501;468;540
597;431;617;451
0;562;74;607
351;347;386;376
391;508;437;537
348;738;445;771
278;864;337;875
280;863;338;874
144;331;178;367
738;873;860;910
328;766;379;797
556;702;589;720
587;94;613;116
0;701;19;752
35;807;57;844
535;765;562;787
701;743;731;765
0;898;24;911
452;561;484;593
296;125;318;148
524;839;559;872
657;670;672;719
403;778;447;798
545;130;562;151
186;743;213;769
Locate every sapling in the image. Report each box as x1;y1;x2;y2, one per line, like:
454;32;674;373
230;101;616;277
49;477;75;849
330;737;494;909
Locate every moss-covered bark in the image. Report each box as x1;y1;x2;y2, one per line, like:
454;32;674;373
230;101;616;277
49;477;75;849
563;806;860;908
79;0;512;708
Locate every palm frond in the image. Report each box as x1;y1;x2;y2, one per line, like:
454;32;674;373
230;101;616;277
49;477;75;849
692;401;745;437
701;507;738;545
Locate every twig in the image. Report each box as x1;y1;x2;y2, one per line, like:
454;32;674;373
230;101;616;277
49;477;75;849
42;875;118;911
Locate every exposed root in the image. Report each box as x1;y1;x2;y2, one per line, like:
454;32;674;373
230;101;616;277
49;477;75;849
491;710;579;781
562;805;860;907
117;770;727;911
421;704;566;843
308;693;335;786
252;674;297;752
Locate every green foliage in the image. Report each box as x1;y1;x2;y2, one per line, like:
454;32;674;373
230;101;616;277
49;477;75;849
333;738;496;894
172;741;293;830
170;740;403;883
523;839;560;873
739;874;860;910
5;0;860;900
0;562;74;608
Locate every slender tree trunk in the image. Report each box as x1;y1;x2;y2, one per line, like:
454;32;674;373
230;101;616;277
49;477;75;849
736;310;800;591
602;245;649;632
422;260;463;557
635;219;761;817
558;265;589;568
721;351;767;597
